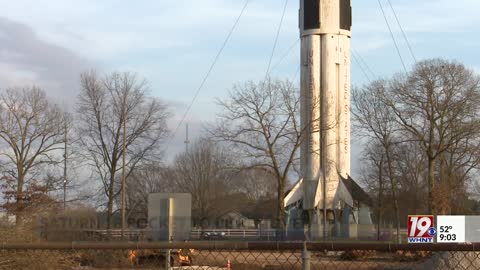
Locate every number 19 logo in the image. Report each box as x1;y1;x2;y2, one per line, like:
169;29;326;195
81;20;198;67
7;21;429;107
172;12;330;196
408;215;435;243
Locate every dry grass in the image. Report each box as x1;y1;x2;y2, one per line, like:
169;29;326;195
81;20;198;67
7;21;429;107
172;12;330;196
0;250;77;270
339;250;377;261
0;248;434;270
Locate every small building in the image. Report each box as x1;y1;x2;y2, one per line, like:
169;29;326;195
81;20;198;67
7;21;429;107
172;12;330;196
216;211;256;229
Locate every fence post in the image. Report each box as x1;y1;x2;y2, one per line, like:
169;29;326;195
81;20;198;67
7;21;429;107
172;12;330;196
165;249;171;270
389;223;393;242
302;242;310;270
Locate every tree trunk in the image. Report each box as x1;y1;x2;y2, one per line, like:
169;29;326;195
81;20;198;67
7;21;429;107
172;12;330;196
376;157;384;241
15;166;25;228
413;181;418;215
427;157;436;215
277;179;285;237
391;183;401;244
438;157;451;215
107;173;115;229
385;146;400;244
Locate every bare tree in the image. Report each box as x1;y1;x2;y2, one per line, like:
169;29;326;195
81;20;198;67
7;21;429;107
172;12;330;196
77;71;170;228
211;78;308;230
0;87;67;226
352;82;402;243
171;139;235;227
231;168;277;201
62;112;94;206
123;163;175;221
358;142;385;241
382;59;480;214
394;141;427;215
436;137;480;214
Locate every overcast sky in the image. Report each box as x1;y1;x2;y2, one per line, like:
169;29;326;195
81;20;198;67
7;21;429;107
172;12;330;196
1;0;480;177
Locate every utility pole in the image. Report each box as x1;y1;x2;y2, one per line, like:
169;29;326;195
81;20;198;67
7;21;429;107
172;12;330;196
63;119;68;210
184;123;190;152
323;171;327;240
121;93;127;240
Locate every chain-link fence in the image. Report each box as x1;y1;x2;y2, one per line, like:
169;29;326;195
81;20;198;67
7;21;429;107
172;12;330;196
0;242;479;270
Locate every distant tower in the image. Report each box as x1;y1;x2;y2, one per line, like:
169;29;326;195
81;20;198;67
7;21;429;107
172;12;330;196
184;123;190;152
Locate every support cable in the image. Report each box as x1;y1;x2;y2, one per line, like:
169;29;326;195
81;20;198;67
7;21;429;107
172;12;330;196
165;0;250;149
387;0;417;62
352;51;372;84
270;38;300;73
352;48;376;80
292;66;301;82
377;0;408;74
263;0;290;82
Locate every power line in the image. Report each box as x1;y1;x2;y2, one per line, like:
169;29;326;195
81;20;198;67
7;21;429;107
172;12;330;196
386;0;417;62
377;0;408;74
166;0;250;150
264;0;290;81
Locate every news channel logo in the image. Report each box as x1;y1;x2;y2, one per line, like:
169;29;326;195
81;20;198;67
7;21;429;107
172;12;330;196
407;215;436;243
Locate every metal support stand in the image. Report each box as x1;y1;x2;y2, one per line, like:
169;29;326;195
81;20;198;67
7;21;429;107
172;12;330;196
302;242;310;270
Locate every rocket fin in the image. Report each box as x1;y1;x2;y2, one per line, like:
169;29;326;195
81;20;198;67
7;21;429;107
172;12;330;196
284;178;304;208
314;172;355;209
314;171;324;208
333;176;354;208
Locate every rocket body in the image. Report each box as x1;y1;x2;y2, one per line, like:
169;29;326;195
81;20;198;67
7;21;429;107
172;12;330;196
300;0;352;210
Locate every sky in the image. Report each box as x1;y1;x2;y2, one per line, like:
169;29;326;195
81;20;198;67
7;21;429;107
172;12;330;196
1;0;480;178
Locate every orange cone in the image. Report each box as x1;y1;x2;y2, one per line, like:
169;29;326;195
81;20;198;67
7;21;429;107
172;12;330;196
227;259;231;270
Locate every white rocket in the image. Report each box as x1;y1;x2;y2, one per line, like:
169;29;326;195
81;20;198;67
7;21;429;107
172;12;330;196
285;0;353;211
